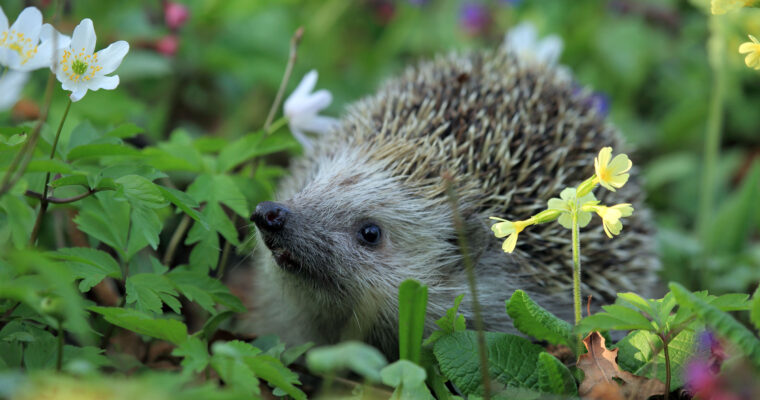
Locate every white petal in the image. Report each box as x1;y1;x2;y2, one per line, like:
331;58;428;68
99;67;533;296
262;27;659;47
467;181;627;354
288;126;313;151
284;70;318;114
95;41;129;75
535;36;563;65
89;75;119;91
0;6;9;33
40;24;71;50
69;87;88;102
70;18;96;56
300;115;338;135
9;7;42;41
0;70;29;110
506;22;537;53
286;89;332;117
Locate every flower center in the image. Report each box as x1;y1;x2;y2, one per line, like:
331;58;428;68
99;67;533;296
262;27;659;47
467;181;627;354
0;30;39;65
72;59;88;75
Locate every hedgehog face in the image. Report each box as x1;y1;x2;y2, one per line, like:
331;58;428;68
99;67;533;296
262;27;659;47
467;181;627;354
252;149;462;301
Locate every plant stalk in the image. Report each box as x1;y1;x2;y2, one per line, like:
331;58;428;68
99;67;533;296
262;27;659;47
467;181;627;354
163;214;192;266
571;210;582;325
56;320;64;371
662;335;671;400
30;98;73;246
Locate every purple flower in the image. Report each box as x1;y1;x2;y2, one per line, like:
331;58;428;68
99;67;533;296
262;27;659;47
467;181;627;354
459;3;490;36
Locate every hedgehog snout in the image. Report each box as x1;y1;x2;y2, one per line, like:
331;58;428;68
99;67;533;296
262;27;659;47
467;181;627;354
251;201;289;232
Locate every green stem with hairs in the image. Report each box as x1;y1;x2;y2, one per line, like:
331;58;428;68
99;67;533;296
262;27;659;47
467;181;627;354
571;208;582;326
29;99;72;246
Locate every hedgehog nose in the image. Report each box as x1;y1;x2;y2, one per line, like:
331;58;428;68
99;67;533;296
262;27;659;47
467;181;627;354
251;201;289;232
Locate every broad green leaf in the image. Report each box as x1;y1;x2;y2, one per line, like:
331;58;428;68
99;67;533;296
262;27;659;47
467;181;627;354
398;279;428;364
670;283;760;367
66;143;140;161
306;341;388;383
106;123;143;139
50;247;122;292
125;273;182;315
537;352;577;396
73;193;130;258
616;329;695;390
186;221;219;271
506;290;574;348
617;292;656;317
89;306;187;345
434;330;544;395
173;337;210;374
125;204;162;260
0;194;35;249
25;159;72;174
50;174;89;188
187;174;249;218
168;267;245;312
578;304;654;333
381;360;435;400
708;293;751;311
115;175;167;208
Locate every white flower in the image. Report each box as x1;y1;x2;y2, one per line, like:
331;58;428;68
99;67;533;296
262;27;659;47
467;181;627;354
0;6;69;71
504;22;563;66
54;18;129;102
284;70;339;150
0;69;29;111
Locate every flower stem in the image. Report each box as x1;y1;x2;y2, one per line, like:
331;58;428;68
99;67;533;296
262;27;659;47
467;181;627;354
56;320;64;371
163;214;192;266
697;16;725;247
571;210;582;325
30;99;72;246
662;335;671;400
264;27;304;132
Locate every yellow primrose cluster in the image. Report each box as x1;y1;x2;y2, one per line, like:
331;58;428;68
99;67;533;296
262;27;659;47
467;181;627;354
710;0;760;70
490;147;634;253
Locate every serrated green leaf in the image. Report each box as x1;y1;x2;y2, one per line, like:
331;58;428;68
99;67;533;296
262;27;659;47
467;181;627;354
398;279;428;364
200;311;236;340
156;185;206;227
67;143;140;161
186;221;219;271
506;290;575;348
217;130;297;173
25;158;72;174
616;329;695;390
115;175;167;208
125;204;162;260
381;360;435;400
173;337;210;374
0;194;35;249
50;247;122;292
125;273;181;315
424;294;467;347
670;283;760;367
708;293;751;311
306;341;388;383
187;174;249;218
537;352;577;395
281;342;315;366
617;292;656;317
168;267;244;312
434;330;544;395
89;306;187;345
73;193;129;258
210;341;261;396
245;354;306;400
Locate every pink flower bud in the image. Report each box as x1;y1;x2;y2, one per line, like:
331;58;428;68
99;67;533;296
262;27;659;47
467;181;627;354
156;35;179;57
164;2;189;30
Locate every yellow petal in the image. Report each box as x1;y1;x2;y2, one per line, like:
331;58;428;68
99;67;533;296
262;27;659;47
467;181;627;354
607;154;632;174
491;221;515;238
612;203;634;217
746;52;760;68
607;173;630;188
597;147;612;169
599;180;616;192
502;233;518;253
739;42;756;54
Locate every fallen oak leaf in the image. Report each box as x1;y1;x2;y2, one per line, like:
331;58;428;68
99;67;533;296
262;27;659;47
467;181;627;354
577;331;667;400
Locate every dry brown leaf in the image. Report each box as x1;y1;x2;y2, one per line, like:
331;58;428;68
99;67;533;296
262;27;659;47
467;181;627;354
577;331;667;400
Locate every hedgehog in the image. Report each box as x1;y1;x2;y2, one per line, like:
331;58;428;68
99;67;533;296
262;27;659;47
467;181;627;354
248;43;659;359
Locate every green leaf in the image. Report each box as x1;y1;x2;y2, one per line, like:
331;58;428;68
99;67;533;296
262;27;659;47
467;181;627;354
115;175;167;208
751;286;760;332
0;194;35;249
506;290;575;348
89;306;188;345
669;282;760;367
537;352;577;396
50;247;122;292
617;292;656;317
187;174;249;218
381;360;435;400
433;330;544;395
168;267;246;312
424;294;466;346
200;311;236;340
73;193;129;258
157;185;206;227
25;158;73;174
398;279;428;364
578;303;655;333
210;341;261;396
616;329;695;390
186;222;219;271
125;204;162;260
244;354;306;400
173;337;210;374
125;273;182;315
50;174;89;188
281;342;315;366
306;341;388;383
106;123;144;139
66;143;140;161
216;130;297;173
705;161;760;254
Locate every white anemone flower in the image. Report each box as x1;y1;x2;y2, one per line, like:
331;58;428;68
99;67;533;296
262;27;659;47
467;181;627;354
0;70;29;111
0;6;68;71
284;70;339;150
54;18;129;102
505;22;563;66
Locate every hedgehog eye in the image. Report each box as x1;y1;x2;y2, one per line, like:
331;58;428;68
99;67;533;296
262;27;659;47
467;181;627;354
357;223;381;246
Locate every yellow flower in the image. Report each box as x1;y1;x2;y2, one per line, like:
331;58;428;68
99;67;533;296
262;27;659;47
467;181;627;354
490;217;533;253
547;188;597;229
739;35;760;70
593;204;633;238
711;0;754;14
594;147;632;192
